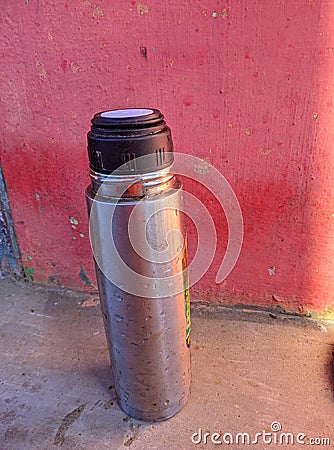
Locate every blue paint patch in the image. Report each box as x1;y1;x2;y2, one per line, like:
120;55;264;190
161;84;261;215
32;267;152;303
78;265;92;287
0;165;23;278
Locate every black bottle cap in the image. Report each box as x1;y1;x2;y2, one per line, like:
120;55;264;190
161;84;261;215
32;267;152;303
87;108;174;175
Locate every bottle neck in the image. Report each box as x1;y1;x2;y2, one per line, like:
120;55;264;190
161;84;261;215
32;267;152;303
89;167;177;199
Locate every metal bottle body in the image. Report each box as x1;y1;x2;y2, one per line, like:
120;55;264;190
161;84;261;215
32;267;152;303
86;168;191;421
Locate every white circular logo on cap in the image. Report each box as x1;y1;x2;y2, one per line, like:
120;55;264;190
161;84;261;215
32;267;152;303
100;109;154;118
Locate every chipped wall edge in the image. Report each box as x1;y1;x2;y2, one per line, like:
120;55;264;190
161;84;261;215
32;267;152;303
0;163;24;279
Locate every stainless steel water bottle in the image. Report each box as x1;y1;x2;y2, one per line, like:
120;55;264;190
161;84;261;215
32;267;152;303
85;108;191;421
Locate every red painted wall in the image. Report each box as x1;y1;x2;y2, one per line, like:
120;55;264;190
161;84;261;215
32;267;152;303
1;1;333;314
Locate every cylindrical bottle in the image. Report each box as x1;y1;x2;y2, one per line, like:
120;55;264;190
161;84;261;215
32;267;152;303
85;108;191;421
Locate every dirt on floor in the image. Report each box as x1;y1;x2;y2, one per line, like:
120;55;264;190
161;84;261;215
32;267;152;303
1;277;333;449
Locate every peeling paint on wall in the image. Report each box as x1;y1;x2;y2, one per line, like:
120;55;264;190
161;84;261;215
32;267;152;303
35;61;47;79
137;4;149;15
92;6;104;20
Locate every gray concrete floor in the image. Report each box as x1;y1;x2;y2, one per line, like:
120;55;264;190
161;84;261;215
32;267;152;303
1;278;334;450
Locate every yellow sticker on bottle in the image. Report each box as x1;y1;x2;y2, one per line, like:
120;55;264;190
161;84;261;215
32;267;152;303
182;238;191;348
